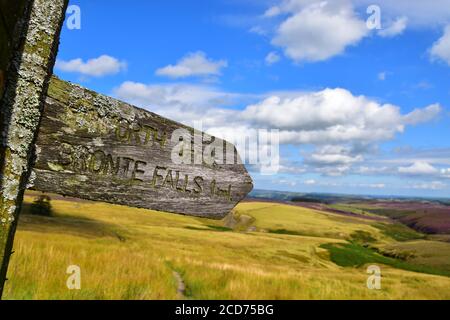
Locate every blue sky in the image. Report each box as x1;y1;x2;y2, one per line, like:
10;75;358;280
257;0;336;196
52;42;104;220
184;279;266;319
55;0;450;198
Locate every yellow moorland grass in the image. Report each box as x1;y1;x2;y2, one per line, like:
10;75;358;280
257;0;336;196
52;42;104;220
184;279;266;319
3;192;450;300
381;240;450;271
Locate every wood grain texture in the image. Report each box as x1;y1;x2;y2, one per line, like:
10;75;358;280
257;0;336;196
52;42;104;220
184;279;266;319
32;77;253;219
0;0;68;296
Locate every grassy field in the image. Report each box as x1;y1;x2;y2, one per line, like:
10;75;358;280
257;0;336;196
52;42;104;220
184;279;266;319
3;192;450;300
329;201;450;234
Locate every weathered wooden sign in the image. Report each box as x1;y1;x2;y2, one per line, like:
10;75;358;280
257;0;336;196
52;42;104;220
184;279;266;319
32;77;253;218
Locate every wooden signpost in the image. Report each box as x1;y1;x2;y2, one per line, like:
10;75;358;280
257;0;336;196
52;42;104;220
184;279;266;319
33;77;253;218
0;0;253;298
0;0;69;297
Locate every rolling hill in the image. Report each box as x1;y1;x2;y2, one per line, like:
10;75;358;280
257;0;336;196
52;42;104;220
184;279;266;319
3;191;450;299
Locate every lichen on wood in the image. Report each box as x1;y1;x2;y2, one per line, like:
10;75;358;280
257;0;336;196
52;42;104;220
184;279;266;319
0;0;68;297
33;77;253;219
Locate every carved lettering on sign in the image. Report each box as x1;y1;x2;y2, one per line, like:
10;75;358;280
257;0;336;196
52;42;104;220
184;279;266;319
47;143;233;201
33;77;253;218
115;121;167;148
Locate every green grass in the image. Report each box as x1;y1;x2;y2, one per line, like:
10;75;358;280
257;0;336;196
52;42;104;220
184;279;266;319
373;223;425;242
330;203;415;219
328;204;374;216
184;225;232;232
206;225;233;232
380;240;450;274
348;230;377;244
320;242;450;278
365;208;415;219
4;192;450;300
267;228;321;237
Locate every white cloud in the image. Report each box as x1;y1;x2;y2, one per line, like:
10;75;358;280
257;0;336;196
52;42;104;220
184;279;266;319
260;1;450;65
356;166;389;174
354;0;450;27
403;103;441;125
309;153;361;165
271;1;368;62
430;24;450;66
412;181;447;190
369;183;386;189
55;55;127;77
277;164;307;175
378;16;408;38
113;81;250;128
249;26;267;35
265;52;281;65
115;81;225;108
378;72;387;81
305;145;363;166
263;6;282;18
315;165;351;177
398;161;439;175
441;168;450;178
155;51;227;79
115;81;441;147
414;81;433;90
388;148;450;166
275;179;298;187
304;179;316;185
114;81;441;179
241;88;441;145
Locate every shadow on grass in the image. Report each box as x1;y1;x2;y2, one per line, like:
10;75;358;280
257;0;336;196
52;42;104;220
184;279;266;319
267;228;343;240
18;203;128;241
184;225;233;232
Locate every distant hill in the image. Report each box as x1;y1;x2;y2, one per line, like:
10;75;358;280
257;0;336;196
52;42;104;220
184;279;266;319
248;189;450;236
248;189;450;205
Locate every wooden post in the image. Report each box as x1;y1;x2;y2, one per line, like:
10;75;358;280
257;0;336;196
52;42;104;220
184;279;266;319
0;0;68;297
